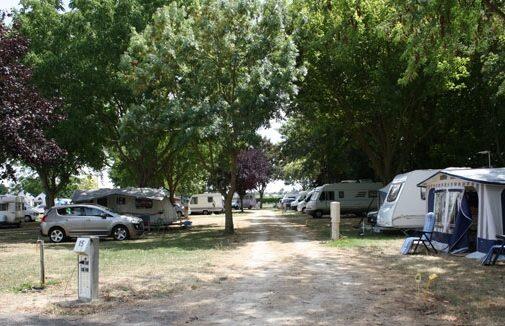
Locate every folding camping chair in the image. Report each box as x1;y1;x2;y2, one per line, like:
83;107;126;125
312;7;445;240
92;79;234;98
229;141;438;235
481;234;505;266
400;212;438;255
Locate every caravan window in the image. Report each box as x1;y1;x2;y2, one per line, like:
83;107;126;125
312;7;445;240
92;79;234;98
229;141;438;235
447;190;462;227
434;190;447;227
320;191;335;201
368;190;377;198
355;191;366;198
420;188;426;200
116;197;126;205
0;203;8;211
386;183;403;202
190;197;198;205
338;191;344;198
135;198;153;209
207;196;214;203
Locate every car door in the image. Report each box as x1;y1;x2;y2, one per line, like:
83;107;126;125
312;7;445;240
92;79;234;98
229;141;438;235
56;207;85;235
83;207;112;235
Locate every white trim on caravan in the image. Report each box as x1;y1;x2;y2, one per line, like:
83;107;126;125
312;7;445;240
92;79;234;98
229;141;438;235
189;193;224;214
305;181;382;218
376;170;438;229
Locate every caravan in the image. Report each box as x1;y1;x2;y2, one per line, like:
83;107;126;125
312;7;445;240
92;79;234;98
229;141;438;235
232;193;257;210
0;195;24;227
72;188;179;225
418;168;505;255
376;170;438;230
305;181;382;218
189;193;224;215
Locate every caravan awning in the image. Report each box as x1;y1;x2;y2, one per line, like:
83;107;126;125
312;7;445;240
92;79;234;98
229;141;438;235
72;188;168;202
417;168;505;187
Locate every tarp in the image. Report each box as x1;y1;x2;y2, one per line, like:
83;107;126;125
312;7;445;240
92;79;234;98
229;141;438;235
448;194;472;253
72;188;169;202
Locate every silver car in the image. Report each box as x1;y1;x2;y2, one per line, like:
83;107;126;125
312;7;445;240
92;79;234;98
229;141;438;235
40;204;144;243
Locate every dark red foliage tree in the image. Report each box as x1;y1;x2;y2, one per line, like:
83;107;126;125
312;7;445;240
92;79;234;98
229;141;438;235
236;148;271;211
0;16;64;180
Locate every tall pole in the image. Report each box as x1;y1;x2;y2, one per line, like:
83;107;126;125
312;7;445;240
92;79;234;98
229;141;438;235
37;240;45;287
488;151;491;168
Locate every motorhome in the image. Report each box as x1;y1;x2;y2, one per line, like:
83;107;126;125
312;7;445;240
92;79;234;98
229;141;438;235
0;195;24;227
290;191;308;210
232;193;257;210
376;170;438;230
72;188;179;225
297;189;315;212
305;181;382;218
189;193;224;215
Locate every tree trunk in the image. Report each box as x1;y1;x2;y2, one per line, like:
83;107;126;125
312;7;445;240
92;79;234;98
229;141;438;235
259;187;265;209
240;196;244;212
224;154;237;234
38;169;56;208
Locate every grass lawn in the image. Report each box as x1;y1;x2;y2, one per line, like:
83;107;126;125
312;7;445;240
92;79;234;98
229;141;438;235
0;217;236;314
281;210;505;324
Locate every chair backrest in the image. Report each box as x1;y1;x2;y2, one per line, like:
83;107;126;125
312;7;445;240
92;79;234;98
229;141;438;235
422;212;436;240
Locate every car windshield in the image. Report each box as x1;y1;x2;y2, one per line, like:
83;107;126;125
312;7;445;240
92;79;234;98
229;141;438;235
304;193;313;202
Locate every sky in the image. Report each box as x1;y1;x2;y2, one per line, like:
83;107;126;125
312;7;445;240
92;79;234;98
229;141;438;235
1;0;296;194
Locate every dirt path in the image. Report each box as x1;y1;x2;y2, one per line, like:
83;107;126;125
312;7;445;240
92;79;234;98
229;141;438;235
3;210;441;325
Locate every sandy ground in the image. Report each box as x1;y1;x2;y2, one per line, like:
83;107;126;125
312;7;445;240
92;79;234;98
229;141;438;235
1;210;457;325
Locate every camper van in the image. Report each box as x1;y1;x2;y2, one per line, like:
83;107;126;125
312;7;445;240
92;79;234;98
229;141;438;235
72;188;179;225
376;170;439;230
0;195;24;227
297;189;315;212
305;181;382;218
232;193;257;210
290;191;308;210
189;193;224;215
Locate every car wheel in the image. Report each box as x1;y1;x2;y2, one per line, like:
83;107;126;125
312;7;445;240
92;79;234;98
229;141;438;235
24;215;32;223
49;227;66;243
314;210;323;219
248;206;252;210
112;225;129;241
177;211;183;219
202;210;209;215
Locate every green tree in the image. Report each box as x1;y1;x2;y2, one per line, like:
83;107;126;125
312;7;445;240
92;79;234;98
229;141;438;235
15;0;171;206
122;0;300;233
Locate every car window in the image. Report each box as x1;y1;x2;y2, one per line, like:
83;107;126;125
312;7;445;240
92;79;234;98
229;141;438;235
57;207;85;216
84;207;106;217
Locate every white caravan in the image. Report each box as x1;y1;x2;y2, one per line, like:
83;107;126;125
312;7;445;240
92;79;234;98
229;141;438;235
305;181;383;218
290;191;308;210
232;193;257;210
0;195;24;227
376;170;439;230
72;188;179;225
189;193;224;215
297;189;315;212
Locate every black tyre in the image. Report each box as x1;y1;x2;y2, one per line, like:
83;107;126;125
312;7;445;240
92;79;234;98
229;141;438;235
112;225;130;241
49;227;66;243
202;210;209;215
24;215;32;223
177;211;183;219
314;210;323;219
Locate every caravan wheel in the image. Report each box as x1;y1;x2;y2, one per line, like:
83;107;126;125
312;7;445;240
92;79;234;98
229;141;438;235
24;215;32;223
314;210;323;219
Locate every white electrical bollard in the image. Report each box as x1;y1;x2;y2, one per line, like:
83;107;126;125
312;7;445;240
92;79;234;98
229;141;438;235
330;202;341;240
73;236;99;302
